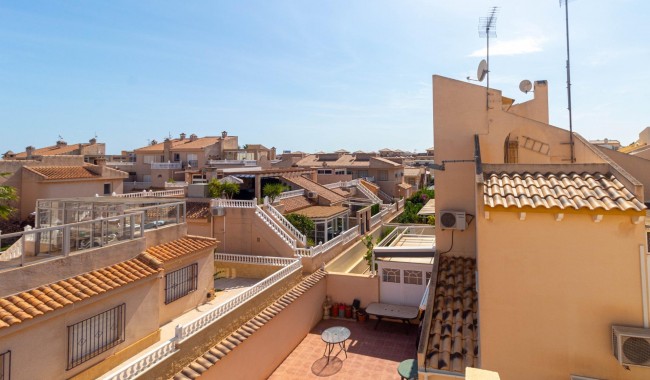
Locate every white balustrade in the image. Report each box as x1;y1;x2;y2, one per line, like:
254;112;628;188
175;260;301;341
277;189;305;200
115;189;184;198
151;162;182;170
101;340;177;380
164;181;188;188
356;182;383;204
264;204;306;245
254;206;297;249
214;253;297;267
210;199;257;208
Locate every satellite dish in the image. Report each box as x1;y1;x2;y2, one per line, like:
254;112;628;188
477;60;488;82
519;79;533;94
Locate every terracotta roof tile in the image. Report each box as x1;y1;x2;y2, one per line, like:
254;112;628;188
294;205;348;219
280;176;345;204
14;143;85;158
483;171;645;212
330;188;350;197
24;166;100;180
426;256;478;373
0;257;158;330
143;236;217;263
186;202;211;219
135;137;221;153
281;196;314;213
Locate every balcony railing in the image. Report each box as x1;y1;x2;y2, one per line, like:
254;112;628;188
151;162;182;170
277;189;305;200
206;159;257;166
105;161;135;166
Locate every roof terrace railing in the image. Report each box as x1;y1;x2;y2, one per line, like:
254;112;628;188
214;253;297;267
175;257;301;341
211;198;257;208
115;189;185;198
0;201;185;270
100;339;177;380
277;189;305;200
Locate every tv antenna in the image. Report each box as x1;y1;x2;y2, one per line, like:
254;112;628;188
519;80;533;94
560;0;575;163
478;6;499;109
467;60;488;82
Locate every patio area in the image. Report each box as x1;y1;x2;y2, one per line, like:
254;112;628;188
269;317;418;379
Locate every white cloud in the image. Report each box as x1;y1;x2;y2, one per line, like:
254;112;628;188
469;37;546;57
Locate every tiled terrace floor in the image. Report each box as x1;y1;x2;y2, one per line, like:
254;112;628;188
269;318;418;379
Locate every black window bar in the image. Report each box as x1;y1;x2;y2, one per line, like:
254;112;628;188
0;350;10;380
165;263;198;304
67;303;125;370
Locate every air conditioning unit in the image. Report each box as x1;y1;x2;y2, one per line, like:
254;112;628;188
439;210;466;231
211;207;225;216
307;191;318;199
612;325;650;367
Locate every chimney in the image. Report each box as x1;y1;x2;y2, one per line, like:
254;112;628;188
271;147;277;160
189;134;198;142
163;138;173;162
95;157;106;166
26;146;35;159
56;140;67;148
89;138;97;144
180;133;186;141
151;139;158;146
221;131;228;138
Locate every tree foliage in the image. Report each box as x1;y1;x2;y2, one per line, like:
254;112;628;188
263;183;287;203
208;179;240;199
285;213;315;242
395;188;436;224
0;173;17;220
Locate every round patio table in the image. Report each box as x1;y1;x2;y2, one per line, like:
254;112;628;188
321;326;350;363
397;358;417;380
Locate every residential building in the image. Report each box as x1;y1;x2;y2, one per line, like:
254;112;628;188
0;198;218;380
2;138;106;164
132;132;239;188
619;127;650;159
416;75;650;379
0;156;128;220
589;138;622;150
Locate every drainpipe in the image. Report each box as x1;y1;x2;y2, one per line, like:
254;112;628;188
641;244;649;328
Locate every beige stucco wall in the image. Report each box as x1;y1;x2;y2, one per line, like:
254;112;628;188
198;274;326;379
432;75;608;257
159;249;215;326
597;146;650;202
326;272;378;308
0;277;160;380
477;208;649;379
215;261;281;279
186;219;213;238
212;208;295;257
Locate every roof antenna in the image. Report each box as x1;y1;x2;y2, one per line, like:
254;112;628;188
560;0;575;163
478;6;499;109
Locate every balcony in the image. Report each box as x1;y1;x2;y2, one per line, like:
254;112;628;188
151;162;182;170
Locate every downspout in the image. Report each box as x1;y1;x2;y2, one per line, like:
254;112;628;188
641;244;649;328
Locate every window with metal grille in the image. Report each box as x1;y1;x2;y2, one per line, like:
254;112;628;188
382;268;400;283
67;304;125;370
0;350;10;380
404;270;423;285
165;263;198;304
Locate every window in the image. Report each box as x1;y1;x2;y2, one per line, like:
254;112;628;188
187;154;198;168
165;263;198;304
317;169;332;175
0;350;10;380
143;155;156;164
358;170;369;178
335;169;347;175
173;153;180;162
404;270;423;285
103;183;111;195
504;135;519;164
67;304;125;370
382;268;400;283
378;170;388;181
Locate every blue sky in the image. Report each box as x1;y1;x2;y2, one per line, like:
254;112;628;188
1;1;648;155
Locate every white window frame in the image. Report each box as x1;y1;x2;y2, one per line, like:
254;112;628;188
382;268;400;283
404;270;423;285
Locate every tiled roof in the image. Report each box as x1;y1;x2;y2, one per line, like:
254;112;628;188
0;258;158;330
330;188;350;197
186;202;210;219
143;236;217;263
24;166;100;180
618;142;646;154
173;270;326;380
14;143;85;158
483;171;645;212
425;256;478;373
134;137;220;153
404;167;422;176
294;205;348;219
281;196;314;213
281;176;345;205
